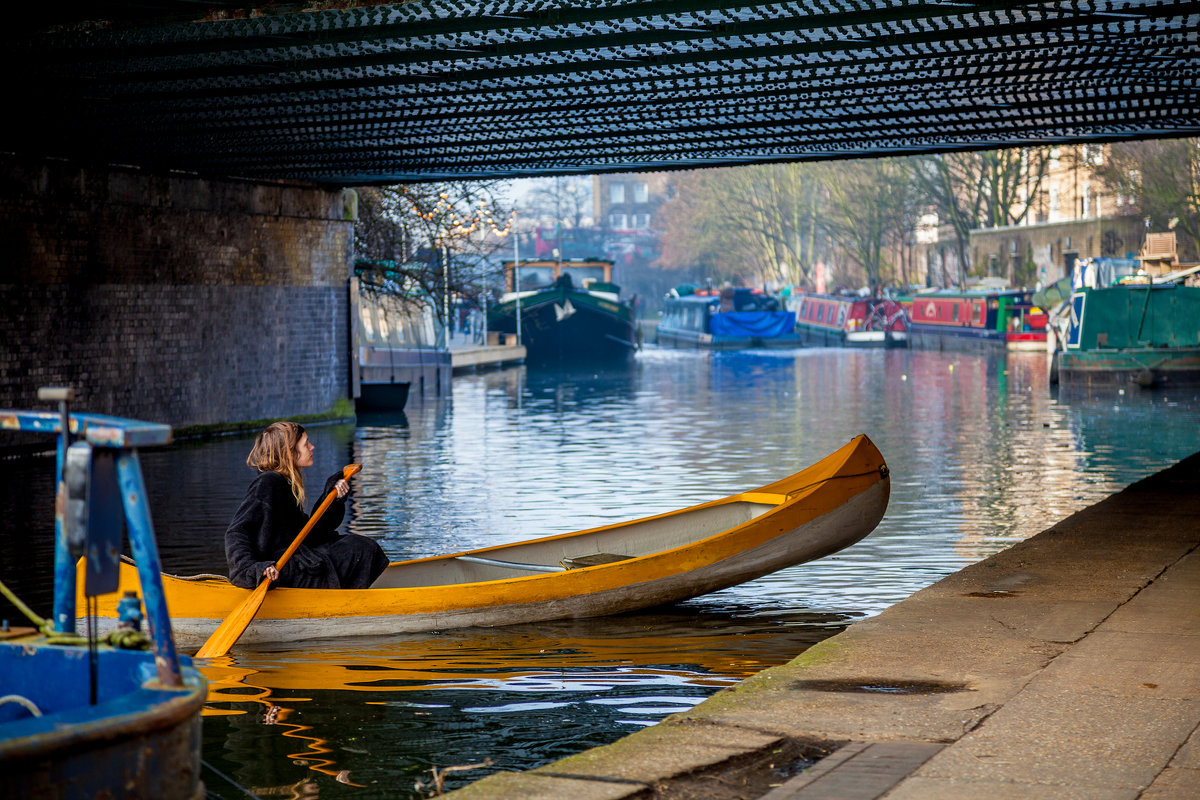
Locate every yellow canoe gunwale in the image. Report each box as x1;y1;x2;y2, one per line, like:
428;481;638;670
80;435;890;646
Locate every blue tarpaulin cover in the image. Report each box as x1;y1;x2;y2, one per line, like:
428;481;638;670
709;311;796;338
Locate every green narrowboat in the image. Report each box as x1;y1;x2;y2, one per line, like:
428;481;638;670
487;259;637;363
1059;278;1200;388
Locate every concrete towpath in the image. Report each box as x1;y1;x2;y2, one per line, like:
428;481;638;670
442;452;1200;799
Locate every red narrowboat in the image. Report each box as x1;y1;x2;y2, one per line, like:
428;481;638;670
908;290;1047;351
788;292;908;347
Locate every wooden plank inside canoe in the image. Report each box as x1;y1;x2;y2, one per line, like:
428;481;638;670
561;553;632;569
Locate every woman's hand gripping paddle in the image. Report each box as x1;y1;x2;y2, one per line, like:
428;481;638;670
195;464;362;658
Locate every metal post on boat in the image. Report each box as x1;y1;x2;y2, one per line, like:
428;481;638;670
442;241;450;347
514;218;522;346
481;268;488;346
115;451;184;687
39;386;78;634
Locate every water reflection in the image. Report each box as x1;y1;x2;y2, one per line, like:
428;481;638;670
199;607;845;798
4;347;1200;799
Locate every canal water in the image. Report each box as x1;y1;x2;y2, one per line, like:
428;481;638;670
3;347;1199;798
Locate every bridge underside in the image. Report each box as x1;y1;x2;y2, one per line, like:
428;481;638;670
5;1;1199;185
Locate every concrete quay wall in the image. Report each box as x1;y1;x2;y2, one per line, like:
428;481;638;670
445;453;1200;799
0;156;356;430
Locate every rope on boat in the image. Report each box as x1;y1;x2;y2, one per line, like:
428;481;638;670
119;553;226;581
0;576;86;644
200;758;263;800
0;575;87;645
0;694;43;717
0;571;150;650
0;576;50;633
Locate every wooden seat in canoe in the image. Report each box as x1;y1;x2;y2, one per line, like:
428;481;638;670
560;553;632;569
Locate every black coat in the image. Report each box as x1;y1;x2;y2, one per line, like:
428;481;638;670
226;470;386;590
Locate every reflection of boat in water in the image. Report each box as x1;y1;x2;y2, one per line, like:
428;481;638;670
198;607;847;793
88;436;889;647
198;608;840;699
0;398;206;798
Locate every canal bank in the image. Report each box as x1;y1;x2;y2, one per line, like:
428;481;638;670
443;450;1200;799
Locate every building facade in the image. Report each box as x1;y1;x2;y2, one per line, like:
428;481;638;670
968;144;1144;288
592;173;672;269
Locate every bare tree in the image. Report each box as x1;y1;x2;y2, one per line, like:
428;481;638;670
819;158;918;292
354;183;514;324
522;175;591;230
908;147;1051;286
655;163;824;287
1092;137;1200;260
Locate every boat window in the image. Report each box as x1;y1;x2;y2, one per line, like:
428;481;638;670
951;304;960;323
377;308;391;341
561;265;607;286
517;266;554;290
817;305;825;322
360;305;375;340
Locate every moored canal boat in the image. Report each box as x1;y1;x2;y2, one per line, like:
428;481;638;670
0;393;206;799
787;291;908;347
1058;257;1200;388
86;435;890;648
486;258;637;363
354;259;451;411
656;286;801;349
907;289;1047;351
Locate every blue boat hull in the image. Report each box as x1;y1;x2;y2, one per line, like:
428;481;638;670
0;638;206;799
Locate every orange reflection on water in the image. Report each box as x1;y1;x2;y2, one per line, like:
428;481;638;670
199;616;799;702
195;612;833;793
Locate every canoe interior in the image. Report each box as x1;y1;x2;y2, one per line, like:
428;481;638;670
371;497;780;588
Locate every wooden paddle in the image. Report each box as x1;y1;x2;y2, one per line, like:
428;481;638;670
195;463;362;658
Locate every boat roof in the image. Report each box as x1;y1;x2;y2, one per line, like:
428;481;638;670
0;410;172;448
916;288;1032;298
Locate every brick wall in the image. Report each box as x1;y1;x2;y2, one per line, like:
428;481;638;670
0;156;355;429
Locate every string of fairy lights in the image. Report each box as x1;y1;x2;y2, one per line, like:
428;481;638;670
396;187;520;326
402;188;516;238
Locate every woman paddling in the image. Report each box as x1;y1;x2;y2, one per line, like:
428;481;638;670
226;421;388;590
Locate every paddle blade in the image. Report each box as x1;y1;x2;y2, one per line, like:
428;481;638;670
194;582;269;658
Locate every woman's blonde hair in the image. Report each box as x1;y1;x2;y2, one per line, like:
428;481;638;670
247;421;307;508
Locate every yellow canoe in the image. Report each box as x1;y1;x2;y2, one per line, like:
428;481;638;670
80;435;889;649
